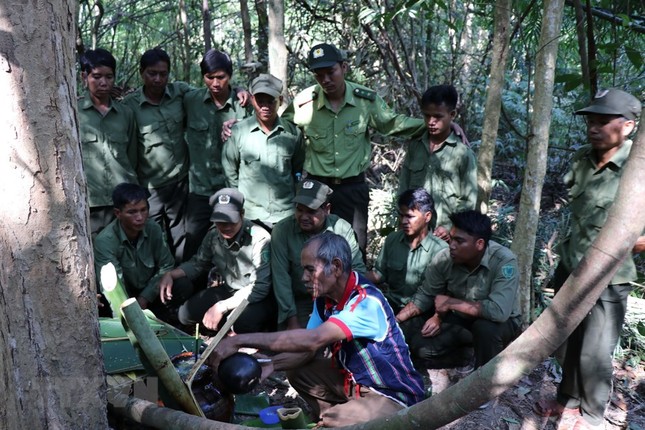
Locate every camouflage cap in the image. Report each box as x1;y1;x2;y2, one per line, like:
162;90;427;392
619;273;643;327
209;188;244;223
293;179;333;210
308;43;344;70
575;89;642;121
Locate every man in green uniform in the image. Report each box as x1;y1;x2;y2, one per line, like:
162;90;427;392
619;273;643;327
223;74;305;227
94;183;193;322
282;43;425;252
271;179;366;329
78;48;138;236
367;188;447;314
183;49;252;260
158;188;275;333
122;48;192;263
399;84;477;241
535;89;643;430
397;210;521;372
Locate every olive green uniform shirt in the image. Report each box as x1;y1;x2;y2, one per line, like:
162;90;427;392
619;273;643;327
270;214;367;325
412;241;521;322
178;219;271;308
78;93;138;207
282;81;425;178
94;219;175;303
399;131;477;229
122;82;192;188
373;230;448;311
222;116;305;222
559;141;637;285
183;86;250;196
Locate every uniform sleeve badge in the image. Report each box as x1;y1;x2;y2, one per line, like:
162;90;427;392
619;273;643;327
501;264;515;279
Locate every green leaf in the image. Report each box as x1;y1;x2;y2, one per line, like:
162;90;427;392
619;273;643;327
625;47;643;69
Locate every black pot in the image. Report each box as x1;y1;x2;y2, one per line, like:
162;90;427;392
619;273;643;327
217;352;262;394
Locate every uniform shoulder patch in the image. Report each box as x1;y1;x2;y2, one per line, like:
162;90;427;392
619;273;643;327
353;87;376;101
501;264;515;279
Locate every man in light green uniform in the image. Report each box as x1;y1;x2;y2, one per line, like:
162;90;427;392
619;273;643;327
183;49;251;259
397;210;521;371
94;183;193;322
122;48;191;263
399;85;477;241
78;48;138;236
158;188;275;333
271;179;366;329
223;73;305;226
367;188;447;314
282;43;425;252
535;89;643;430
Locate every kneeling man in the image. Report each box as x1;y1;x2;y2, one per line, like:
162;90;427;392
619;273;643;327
211;232;424;427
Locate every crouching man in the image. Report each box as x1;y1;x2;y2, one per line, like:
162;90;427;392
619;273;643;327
210;232;424;427
396;210;522;370
158;188;275;333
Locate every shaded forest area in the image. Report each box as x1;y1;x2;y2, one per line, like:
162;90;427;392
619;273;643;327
76;0;644;366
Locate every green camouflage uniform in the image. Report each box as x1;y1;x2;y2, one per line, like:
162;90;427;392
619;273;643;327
373;230;447;312
222;116;305;223
398;131;477;230
270;213;366;327
94;219;175;303
79;93;138;207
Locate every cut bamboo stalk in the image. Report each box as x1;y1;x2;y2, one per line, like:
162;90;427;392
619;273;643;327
100;263;130;317
186;298;249;385
120;298;204;417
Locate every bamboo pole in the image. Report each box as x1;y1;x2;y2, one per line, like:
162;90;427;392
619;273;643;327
110;393;241;430
100;263;130;317
120;298;204;417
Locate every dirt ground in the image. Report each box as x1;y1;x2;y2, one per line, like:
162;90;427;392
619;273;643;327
246;357;645;430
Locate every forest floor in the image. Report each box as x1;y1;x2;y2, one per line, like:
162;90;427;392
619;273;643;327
240;357;645;429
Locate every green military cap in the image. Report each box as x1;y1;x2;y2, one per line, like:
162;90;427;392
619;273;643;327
308;43;344;70
293;179;333;210
209;188;244;223
575;89;642;120
250;73;283;98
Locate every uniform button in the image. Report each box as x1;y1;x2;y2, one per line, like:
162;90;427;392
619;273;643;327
335;152;339;155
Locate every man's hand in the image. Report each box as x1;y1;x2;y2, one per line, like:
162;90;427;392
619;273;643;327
420;313;442;337
203;302;227;330
236;89;251;106
220;118;239;142
396;301;422;323
206;336;239;369
434;294;452;314
433;226;451;242
136;296;150;310
633;236;645;253
158;272;174;304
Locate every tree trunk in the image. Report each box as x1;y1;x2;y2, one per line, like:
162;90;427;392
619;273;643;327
267;0;288;95
572;0;590;93
511;0;565;326
240;0;254;64
0;1;108;428
255;0;269;70
178;0;191;81
476;0;511;212
202;0;212;52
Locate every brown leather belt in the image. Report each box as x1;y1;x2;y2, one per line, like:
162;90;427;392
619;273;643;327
307;173;365;186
